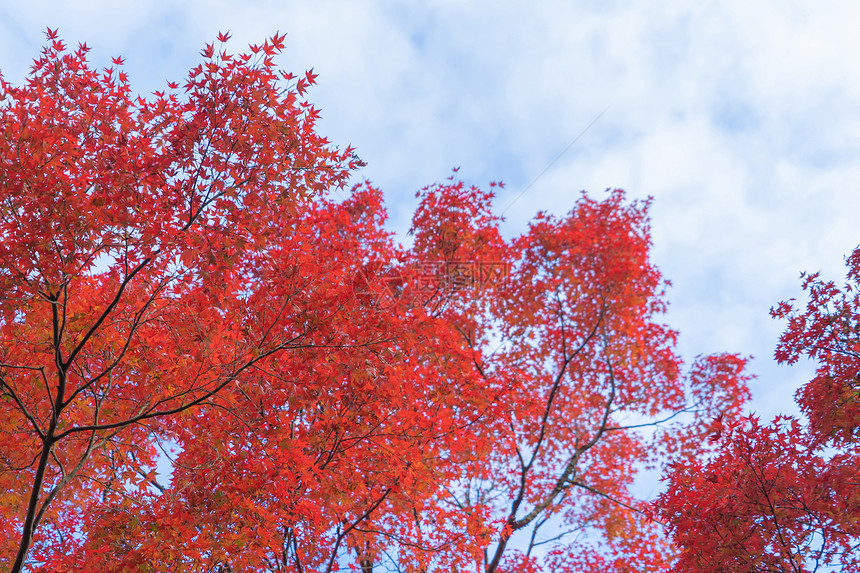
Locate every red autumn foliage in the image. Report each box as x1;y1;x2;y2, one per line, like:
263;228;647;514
0;32;751;572
659;250;860;572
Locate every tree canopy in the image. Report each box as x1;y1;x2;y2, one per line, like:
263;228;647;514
659;248;860;573
0;31;755;573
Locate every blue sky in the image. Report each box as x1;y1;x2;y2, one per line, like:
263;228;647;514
3;0;859;424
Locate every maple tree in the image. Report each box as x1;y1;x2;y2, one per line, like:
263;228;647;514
386;180;750;573
659;249;860;572
0;32;753;573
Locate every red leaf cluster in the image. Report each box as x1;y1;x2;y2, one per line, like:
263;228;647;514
659;250;860;572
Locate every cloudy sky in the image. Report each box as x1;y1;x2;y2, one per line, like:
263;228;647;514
3;1;859;423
